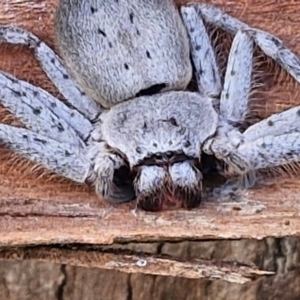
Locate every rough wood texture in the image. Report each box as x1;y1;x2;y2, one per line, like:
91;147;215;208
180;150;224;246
0;246;274;284
1;0;300;285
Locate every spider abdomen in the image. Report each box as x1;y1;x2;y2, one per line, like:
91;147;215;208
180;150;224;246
55;0;192;108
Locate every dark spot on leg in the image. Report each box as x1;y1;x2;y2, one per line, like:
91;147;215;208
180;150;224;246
50;102;57;109
184;140;191;147
63;74;69;80
108;42;113;48
190;27;195;32
204;49;210;59
50;58;55;64
33;91;39;97
124;63;129;70
136;147;142;154
34;40;41;47
34;138;47;145
129;12;134;23
211;65;216;82
231;70;236;76
12;90;22;97
198;68;204;76
22;134;28;139
143;122;147;130
169;117;178;127
146;50;151;59
136;28;141;36
258;152;268;160
65;150;71;157
195;45;201;51
261;142;267;148
57;122;65;132
91;6;98;14
267;120;274;126
80;91;86;96
98;28;107;37
153;142;158;147
270;36;281;47
32;108;41;115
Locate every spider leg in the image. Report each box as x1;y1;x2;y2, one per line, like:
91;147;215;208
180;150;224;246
235;133;300;171
190;4;300;85
0;124;91;183
207;106;300;179
0;71;89;147
0;122;133;202
243;106;300;142
202;31;254;174
180;6;222;101
220;30;253;124
181;6;253;124
237;105;300;170
0;26;102;120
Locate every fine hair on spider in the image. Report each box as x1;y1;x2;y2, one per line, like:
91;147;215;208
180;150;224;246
1;0;300;211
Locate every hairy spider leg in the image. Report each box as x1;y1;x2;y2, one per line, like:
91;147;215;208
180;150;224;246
193;4;300;85
0;26;98;182
0;26;102;120
181;6;222;103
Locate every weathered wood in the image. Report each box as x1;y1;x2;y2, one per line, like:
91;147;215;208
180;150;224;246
1;0;300;283
0;246;274;284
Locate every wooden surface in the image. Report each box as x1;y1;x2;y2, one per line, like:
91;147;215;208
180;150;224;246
1;0;300;281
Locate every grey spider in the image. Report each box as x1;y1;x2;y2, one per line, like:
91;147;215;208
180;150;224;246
0;0;300;211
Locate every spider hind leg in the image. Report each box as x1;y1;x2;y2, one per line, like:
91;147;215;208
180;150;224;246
192;4;300;86
0;26;102;120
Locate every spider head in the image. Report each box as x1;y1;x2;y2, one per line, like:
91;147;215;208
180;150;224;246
98;91;219;211
132;152;203;211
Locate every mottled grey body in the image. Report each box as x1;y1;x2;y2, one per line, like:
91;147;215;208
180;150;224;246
56;0;192;108
99;92;217;166
0;1;300;210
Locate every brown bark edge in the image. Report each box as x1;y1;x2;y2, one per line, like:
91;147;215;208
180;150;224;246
1;0;300;283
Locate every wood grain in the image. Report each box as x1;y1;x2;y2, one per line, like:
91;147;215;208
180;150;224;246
1;0;300;281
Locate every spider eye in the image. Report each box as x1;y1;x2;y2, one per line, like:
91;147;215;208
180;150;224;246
135;83;167;97
166;151;173;159
155;152;163;160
